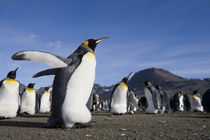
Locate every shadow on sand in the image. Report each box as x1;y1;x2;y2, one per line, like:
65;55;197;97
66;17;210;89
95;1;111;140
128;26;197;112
18;114;50;118
0;120;45;128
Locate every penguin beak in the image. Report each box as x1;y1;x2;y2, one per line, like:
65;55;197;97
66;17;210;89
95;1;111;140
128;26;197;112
96;37;109;44
11;67;19;74
14;67;19;72
126;72;132;79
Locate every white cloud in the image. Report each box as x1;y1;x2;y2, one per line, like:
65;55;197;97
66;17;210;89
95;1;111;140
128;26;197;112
47;41;62;49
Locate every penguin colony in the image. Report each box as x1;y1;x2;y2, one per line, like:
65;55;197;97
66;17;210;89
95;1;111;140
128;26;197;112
0;37;208;129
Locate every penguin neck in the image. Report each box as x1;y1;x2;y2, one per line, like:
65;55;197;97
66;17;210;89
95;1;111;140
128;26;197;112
26;88;35;92
146;84;151;88
6;78;16;82
120;82;127;88
192;94;198;98
81;44;94;54
120;81;126;84
45;91;50;94
67;44;94;59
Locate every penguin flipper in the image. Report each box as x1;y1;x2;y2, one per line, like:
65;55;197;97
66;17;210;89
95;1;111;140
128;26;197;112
0;80;3;87
152;89;159;109
12;51;72;68
33;67;63;78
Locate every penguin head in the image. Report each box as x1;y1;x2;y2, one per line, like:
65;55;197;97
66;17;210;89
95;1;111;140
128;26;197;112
193;89;199;94
96;94;99;99
7;67;18;79
83;37;108;51
121;72;132;84
44;86;51;91
28;83;35;88
177;90;183;94
144;81;151;86
155;85;161;89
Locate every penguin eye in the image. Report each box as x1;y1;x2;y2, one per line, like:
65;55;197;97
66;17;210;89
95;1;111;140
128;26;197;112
83;41;89;46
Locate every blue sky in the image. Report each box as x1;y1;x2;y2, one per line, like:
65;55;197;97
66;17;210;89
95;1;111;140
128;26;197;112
0;0;210;88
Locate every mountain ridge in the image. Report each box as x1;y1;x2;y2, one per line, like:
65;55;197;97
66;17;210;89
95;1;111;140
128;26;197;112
93;67;210;99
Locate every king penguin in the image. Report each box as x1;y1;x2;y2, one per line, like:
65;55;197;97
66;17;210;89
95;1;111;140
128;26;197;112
127;88;139;114
20;83;36;115
12;37;108;128
173;91;184;111
92;94;100;112
189;89;203;112
39;86;52;113
110;73;132;115
0;68;20;118
144;81;161;114
155;85;171;113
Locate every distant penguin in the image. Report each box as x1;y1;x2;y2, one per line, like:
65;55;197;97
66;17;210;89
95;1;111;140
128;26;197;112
110;73;132;115
133;94;139;111
20;83;36;115
189;90;203;112
0;68;20;118
144;81;161;114
173;91;184;111
12;37;108;128
101;100;109;111
39;86;52;113
127;88;139;113
155;85;171;113
92;94;100;112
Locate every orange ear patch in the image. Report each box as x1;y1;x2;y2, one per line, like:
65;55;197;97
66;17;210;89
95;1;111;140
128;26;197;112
83;41;89;46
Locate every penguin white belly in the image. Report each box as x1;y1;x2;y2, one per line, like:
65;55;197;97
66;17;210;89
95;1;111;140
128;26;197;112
127;93;136;112
62;52;96;128
0;80;19;118
178;95;184;111
111;84;128;114
190;96;203;112
133;98;139;112
40;93;51;113
144;88;158;114
20;90;36;115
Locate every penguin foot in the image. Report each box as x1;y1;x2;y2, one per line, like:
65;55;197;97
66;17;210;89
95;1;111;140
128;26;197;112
20;112;30;116
74;121;96;129
0;116;6;119
43;121;62;128
0;116;15;119
113;113;123;115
